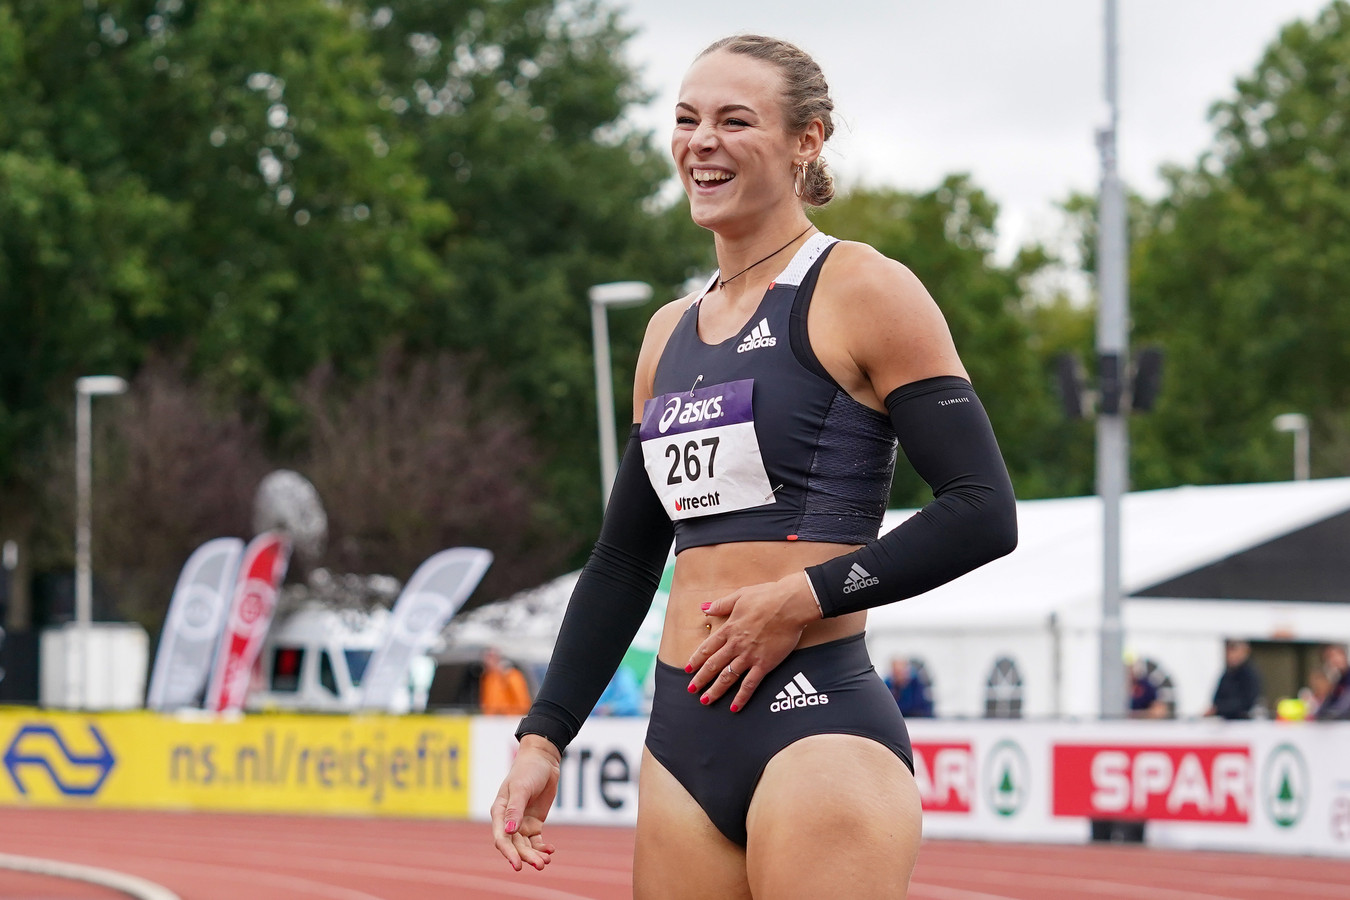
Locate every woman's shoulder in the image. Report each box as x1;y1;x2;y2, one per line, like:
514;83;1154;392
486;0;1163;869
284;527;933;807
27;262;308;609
633;290;701;409
820;239;936;315
815;238;966;390
823;239;925;294
640;291;697;352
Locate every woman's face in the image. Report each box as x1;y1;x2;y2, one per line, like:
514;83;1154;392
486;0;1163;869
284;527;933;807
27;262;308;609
671;50;802;232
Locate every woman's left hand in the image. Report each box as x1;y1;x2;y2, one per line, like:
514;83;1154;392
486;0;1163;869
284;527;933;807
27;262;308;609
685;571;822;711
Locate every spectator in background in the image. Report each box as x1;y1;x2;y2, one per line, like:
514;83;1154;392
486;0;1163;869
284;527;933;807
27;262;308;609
1207;639;1262;720
1128;657;1169;719
1300;665;1333;718
479;646;531;716
1315;643;1350;721
885;658;934;718
594;665;645;717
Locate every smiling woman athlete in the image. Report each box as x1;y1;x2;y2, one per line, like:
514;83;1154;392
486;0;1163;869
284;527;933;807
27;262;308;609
491;34;1018;899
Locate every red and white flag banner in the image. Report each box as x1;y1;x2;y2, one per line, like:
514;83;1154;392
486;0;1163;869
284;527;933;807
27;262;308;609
203;532;292;712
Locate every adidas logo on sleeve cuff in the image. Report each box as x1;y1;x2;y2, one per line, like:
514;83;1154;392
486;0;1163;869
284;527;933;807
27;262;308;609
770;671;830;712
842;562;879;594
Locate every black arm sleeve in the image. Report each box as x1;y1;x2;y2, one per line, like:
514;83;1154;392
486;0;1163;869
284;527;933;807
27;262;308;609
805;376;1017;617
515;426;674;751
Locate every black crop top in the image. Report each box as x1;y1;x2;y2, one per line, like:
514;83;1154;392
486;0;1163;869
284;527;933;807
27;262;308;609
640;234;897;552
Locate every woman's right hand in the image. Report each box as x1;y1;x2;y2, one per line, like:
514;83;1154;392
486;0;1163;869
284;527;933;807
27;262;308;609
490;735;561;871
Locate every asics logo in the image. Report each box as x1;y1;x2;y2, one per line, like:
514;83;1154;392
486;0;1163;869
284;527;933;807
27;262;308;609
736;318;777;354
770;672;829;713
842;563;879;594
659;398;681;432
658;395;726;434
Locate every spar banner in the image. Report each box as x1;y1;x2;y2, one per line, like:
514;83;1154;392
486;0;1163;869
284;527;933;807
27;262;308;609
913;741;975;814
146;538;244;711
203;532;291;712
0;710;471;818
1052;743;1252;823
359;547;493;711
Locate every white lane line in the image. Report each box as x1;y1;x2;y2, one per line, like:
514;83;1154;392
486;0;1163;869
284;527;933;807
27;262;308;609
135;859;390;900
0;852;181;900
935;867;1246;900
909;883;1026;900
208;852;622;900
8;829;631;888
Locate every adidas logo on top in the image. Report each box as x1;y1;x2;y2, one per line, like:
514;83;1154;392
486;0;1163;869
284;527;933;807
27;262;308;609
770;671;830;713
842;562;879;594
736;317;777;353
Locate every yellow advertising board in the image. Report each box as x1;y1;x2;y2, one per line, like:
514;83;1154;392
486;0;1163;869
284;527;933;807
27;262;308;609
0;708;471;818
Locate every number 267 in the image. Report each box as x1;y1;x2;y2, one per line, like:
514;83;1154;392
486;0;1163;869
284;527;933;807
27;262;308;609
665;437;719;484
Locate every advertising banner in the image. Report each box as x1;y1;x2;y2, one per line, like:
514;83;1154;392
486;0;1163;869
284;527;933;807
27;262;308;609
466;718;1350;858
0;709;470;818
204;532;291;712
1052;742;1251;823
3;711;1345;858
912;741;975;814
359;548;492;711
146;538;244;711
471;717;646;828
904;722;1082;845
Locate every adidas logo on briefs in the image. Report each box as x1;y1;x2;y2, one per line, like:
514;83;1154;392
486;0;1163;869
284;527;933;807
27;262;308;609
777;671;826;712
770;671;830;713
736;317;777;353
842;562;879;594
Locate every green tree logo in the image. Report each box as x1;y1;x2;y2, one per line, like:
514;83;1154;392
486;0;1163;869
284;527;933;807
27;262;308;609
1262;744;1309;829
985;740;1030;818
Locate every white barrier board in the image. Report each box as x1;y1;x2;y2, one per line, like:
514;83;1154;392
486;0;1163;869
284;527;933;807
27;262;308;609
469;717;1350;858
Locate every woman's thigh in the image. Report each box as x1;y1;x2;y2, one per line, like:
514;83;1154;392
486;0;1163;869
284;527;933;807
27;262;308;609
633;748;752;900
745;734;922;900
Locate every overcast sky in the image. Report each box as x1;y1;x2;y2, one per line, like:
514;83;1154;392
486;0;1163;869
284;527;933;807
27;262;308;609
613;0;1330;260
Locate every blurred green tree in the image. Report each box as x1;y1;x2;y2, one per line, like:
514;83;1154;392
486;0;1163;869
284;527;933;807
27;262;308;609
0;0;705;620
1130;0;1350;485
357;0;707;534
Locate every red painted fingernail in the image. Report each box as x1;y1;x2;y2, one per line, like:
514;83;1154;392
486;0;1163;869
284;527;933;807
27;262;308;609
700;602;711;611
688;682;697;693
729;704;739;712
701;695;710;705
684;664;693;674
505;820;517;834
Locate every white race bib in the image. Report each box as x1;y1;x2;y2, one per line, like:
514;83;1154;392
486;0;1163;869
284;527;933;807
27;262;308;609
640;379;774;520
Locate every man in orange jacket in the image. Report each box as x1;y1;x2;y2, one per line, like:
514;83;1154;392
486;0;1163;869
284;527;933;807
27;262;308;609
479;646;531;716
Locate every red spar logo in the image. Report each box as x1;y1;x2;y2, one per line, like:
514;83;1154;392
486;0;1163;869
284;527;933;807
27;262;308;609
1053;744;1251;823
913;742;973;813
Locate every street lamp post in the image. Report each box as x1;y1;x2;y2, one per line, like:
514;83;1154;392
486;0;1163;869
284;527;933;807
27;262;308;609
1273;413;1311;481
589;281;653;512
1096;0;1129;719
74;374;128;708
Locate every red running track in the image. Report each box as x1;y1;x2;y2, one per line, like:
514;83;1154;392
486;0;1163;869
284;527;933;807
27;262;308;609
1;809;1348;899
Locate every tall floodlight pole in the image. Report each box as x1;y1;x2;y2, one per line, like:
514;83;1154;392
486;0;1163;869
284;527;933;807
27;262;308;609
1096;0;1129;719
75;375;128;708
589;281;653;512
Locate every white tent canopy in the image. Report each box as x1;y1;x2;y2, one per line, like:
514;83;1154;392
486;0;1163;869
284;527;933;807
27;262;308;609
868;477;1350;632
865;478;1350;717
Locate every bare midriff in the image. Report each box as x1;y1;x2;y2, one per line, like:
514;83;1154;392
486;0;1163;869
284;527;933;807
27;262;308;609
657;539;868;664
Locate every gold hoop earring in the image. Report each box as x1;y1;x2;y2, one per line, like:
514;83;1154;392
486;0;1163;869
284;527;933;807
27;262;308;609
793;161;807;198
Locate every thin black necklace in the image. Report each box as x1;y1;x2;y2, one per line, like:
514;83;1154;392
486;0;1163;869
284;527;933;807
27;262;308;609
717;224;815;290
